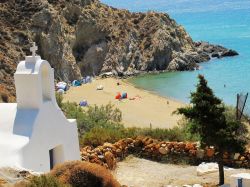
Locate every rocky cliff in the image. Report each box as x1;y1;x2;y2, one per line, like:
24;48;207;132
0;0;238;101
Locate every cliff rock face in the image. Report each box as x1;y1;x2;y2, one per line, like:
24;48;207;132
0;0;238;101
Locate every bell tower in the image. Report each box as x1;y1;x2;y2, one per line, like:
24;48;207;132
14;43;57;109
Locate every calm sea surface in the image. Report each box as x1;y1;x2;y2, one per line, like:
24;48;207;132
101;0;250;110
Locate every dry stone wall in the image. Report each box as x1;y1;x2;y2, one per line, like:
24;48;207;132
81;136;250;170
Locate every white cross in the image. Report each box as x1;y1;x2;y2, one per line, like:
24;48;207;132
30;42;38;57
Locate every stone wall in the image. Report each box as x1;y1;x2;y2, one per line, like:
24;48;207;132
81;136;250;170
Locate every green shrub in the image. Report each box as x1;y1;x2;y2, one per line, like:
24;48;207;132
177;119;200;142
57;95;196;147
59;99;123;134
61;101;88;133
80;103;122;133
86;104;122;124
224;105;237;122
120;127;186;141
141;127;185;141
81;124;198;147
26;175;68;187
56;93;63;109
81;115;126;147
82;126;125;147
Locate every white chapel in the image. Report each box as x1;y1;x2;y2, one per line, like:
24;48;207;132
0;43;80;172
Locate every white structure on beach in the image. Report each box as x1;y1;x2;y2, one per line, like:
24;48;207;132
230;173;250;187
0;43;80;172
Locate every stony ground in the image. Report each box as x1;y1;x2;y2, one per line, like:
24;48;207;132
0;167;34;186
112;156;250;187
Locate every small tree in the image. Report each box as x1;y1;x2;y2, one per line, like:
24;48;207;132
176;75;248;185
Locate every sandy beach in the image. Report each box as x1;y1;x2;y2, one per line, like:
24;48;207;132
64;77;185;129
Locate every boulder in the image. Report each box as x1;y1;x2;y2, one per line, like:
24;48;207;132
90;158;103;165
223;152;229;159
115;149;122;157
89;153;98;160
144;138;154;146
240;156;246;161
104;151;116;169
134;139;143;147
234;153;241;160
161;143;167;148
167;143;174;149
81;150;88;156
98;155;104;160
178;142;186;149
196;149;205;159
211;52;220;58
148;144;156;150
189;149;197;156
221;49;239;57
103;142;115;150
125;138;134;144
185;143;195;151
159;147;168;155
94;148;102;155
155;144;161;150
206;148;215;158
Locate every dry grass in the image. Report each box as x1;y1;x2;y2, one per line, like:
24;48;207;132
51;161;120;187
18;175;68;187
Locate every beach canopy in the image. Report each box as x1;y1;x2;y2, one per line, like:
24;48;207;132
115;92;127;99
72;80;81;87
79;100;88;107
115;93;121;99
56;81;68;91
121;93;127;99
82;76;92;84
82;78;86;84
86;76;92;83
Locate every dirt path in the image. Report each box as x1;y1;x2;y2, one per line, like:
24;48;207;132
112;156;250;187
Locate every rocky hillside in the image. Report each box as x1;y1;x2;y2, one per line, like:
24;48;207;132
0;0;238;101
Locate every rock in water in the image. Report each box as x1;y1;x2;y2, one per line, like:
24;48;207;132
0;0;238;99
221;49;239;57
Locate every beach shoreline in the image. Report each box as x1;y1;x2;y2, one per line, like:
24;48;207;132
64;77;186;129
125;76;188;105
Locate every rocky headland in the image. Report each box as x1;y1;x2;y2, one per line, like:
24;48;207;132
0;0;238;101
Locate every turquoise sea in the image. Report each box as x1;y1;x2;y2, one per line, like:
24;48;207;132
101;0;250;111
